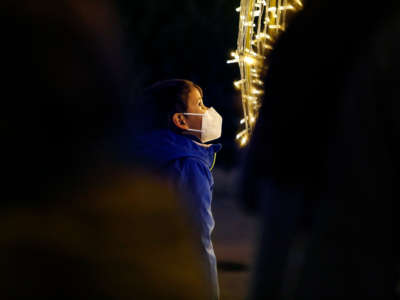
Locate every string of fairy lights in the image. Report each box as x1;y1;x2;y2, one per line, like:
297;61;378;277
228;0;303;147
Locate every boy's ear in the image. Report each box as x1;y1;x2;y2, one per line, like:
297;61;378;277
172;113;189;130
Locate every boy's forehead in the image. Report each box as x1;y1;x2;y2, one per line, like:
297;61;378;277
188;88;202;102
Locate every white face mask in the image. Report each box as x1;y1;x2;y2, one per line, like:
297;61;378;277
183;107;223;143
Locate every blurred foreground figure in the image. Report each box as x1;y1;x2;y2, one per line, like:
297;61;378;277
1;1;211;299
242;1;400;299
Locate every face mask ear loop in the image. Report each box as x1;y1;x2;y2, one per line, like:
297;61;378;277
183;112;204;116
186;128;203;133
182;112;205;135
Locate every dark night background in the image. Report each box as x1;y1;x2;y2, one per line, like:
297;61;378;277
2;0;399;299
114;1;400;298
113;4;259;298
116;0;243;169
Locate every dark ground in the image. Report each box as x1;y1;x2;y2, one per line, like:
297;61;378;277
212;167;258;300
212;167;309;300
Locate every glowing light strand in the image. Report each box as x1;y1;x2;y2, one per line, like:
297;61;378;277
228;0;303;147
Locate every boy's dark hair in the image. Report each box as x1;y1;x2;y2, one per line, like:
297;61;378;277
143;79;203;130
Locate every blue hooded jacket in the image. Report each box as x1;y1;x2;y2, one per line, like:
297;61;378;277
134;129;222;299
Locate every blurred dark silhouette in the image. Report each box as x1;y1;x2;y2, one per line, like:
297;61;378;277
2;0;129;205
242;1;400;299
1;1;213;299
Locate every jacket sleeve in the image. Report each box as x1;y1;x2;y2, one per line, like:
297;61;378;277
167;157;219;299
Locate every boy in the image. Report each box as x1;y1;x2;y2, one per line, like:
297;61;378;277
135;79;222;299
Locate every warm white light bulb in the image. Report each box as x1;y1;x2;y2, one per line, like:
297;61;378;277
240;136;248;146
243;55;256;65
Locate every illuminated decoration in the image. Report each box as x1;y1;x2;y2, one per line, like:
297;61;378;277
228;0;303;147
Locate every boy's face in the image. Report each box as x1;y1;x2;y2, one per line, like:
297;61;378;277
184;88;209;139
172;87;209;140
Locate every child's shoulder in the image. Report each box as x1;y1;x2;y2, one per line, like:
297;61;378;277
168;156;213;185
170;156;209;172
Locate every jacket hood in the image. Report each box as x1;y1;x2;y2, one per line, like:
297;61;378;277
133;129;222;170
